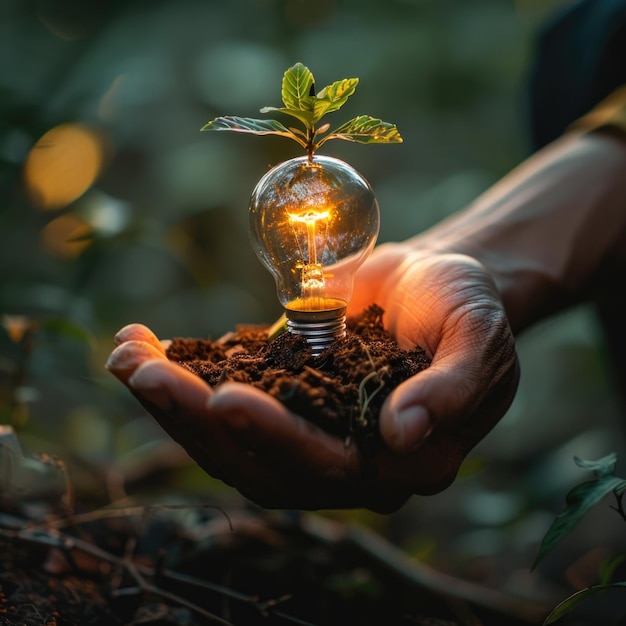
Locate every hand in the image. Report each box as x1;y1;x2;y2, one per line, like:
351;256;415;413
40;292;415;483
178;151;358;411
350;243;519;468
106;245;519;512
107;324;414;512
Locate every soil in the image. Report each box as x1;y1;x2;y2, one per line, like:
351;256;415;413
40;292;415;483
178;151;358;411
0;497;546;626
165;304;432;454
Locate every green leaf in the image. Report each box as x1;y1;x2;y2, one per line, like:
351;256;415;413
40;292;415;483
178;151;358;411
259;106;314;128
312;78;359;123
267;313;287;341
317;115;403;147
200;63;403;158
201;116;306;148
600;554;626;585
281;63;316;118
533;475;626;569
260;74;358;127
202;115;290;135
542;582;626;624
574;452;618;478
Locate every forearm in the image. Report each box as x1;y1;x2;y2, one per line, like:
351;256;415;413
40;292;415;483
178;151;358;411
408;130;626;335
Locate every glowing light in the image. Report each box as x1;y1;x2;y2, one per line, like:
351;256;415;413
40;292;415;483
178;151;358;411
287;208;332;308
23;123;109;211
249;155;379;354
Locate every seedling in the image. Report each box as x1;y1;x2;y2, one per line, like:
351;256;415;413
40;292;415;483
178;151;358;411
201;62;402;162
201;63;403;355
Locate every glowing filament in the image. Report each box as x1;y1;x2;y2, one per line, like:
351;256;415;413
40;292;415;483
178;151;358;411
288;208;331;305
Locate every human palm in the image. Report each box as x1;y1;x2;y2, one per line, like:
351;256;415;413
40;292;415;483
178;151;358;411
107;244;519;511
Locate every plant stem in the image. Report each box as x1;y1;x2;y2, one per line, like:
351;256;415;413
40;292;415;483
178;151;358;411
306;126;315;163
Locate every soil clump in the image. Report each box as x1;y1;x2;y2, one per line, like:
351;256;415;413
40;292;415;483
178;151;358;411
165;304;431;453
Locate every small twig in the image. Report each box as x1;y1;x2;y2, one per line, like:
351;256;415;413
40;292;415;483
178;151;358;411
160;568;257;605
355;341;388;427
130;581;236;625
358;371;386;413
112;532;138;590
333;520;550;624
0;524;238;623
47;502;233;531
0;516;315;625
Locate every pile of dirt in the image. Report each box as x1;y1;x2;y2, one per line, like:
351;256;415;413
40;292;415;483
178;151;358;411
165;305;431;453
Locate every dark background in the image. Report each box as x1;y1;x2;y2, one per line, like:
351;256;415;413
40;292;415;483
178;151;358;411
1;0;624;612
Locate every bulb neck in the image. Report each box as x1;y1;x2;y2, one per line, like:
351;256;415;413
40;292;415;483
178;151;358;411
285;305;346;357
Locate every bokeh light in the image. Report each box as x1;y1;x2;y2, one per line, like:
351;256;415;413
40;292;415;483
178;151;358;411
41;212;92;258
23;123;110;211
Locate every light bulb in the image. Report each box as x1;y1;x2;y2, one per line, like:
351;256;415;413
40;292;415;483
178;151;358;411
249;155;380;355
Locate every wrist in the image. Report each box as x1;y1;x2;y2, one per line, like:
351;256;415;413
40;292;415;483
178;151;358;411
408;131;626;335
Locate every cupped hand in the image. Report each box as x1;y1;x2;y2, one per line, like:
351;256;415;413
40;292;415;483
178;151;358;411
106;244;519;511
349;243;520;486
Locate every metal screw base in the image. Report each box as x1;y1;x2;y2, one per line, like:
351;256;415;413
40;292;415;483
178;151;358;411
285;306;346;357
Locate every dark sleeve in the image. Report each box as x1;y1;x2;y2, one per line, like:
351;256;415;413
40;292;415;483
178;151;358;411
528;0;626;149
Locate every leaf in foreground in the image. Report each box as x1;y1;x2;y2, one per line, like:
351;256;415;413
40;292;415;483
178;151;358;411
533;474;626;569
542;582;626;624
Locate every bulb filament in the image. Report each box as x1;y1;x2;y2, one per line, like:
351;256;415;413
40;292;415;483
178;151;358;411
288;208;331;310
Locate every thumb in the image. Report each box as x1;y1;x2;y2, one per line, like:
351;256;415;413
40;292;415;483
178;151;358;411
378;364;455;453
380;353;519;453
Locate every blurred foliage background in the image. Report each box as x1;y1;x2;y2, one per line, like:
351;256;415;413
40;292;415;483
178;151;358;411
2;0;625;611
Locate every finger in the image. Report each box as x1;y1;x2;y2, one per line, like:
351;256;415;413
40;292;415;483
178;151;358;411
378;359;519;497
203;383;409;509
207;382;359;480
127;359;214;430
124;371;347;506
124;359;224;481
106;340;167;384
113;323;167;354
380;313;518;453
125;368;409;511
123;362;343;503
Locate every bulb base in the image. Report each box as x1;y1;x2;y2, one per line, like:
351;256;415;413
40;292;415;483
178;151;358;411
285;306;346;357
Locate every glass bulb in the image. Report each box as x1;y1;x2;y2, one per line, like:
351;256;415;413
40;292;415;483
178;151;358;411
249;155;380;355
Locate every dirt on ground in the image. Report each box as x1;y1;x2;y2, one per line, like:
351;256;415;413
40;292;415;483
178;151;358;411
0;495;545;626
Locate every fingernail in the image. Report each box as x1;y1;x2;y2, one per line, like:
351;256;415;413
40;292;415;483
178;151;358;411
391;405;431;452
105;350;138;372
113;324;138;346
128;369;174;412
105;343;153;371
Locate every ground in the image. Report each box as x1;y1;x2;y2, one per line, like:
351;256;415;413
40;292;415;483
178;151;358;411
0;306;597;625
0;495;548;626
